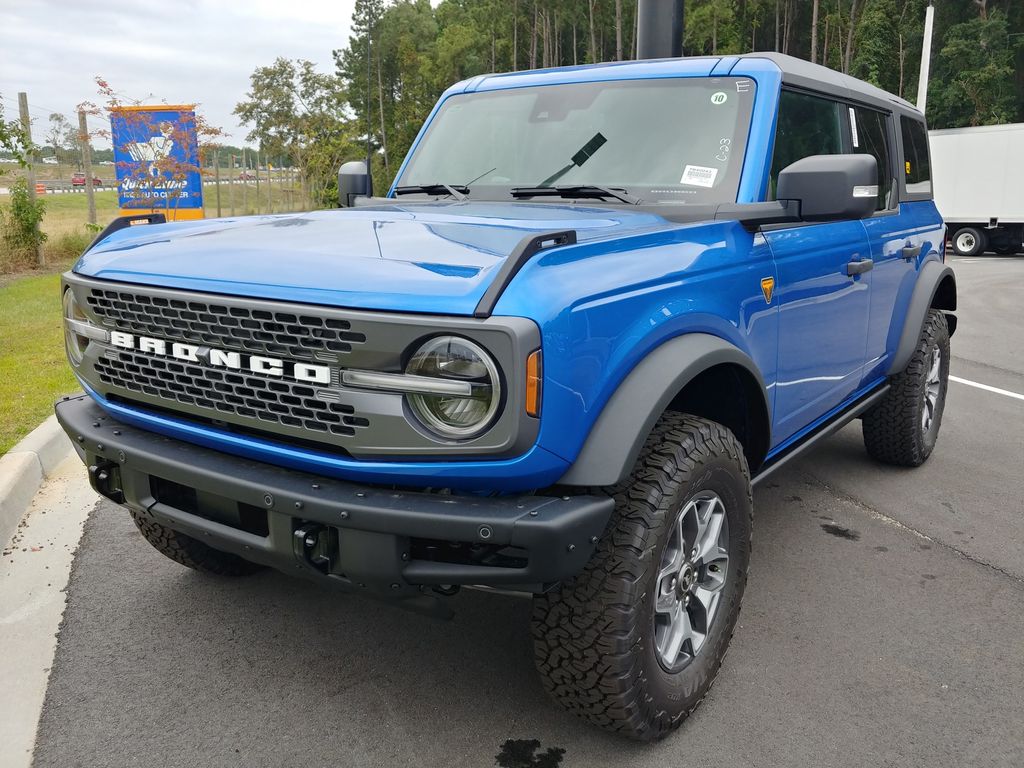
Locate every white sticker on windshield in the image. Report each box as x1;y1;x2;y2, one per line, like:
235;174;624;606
711;91;728;105
849;107;859;148
680;164;718;188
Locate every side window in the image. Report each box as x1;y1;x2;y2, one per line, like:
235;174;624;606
769;90;844;198
850;106;894;210
900;116;932;197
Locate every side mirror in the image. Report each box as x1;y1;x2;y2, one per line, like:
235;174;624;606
777;154;877;222
338;160;372;208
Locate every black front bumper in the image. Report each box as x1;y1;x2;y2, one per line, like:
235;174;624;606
56;395;613;609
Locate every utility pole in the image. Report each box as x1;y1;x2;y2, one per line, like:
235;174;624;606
78;110;96;226
214;149;222;217
17;92;44;267
254;152;261;214
916;0;935;114
241;150;248;214
229;153;235;217
366;23;374;195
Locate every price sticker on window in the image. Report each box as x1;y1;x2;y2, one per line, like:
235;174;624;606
680;164;719;188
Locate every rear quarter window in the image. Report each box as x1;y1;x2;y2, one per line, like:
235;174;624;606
900;116;932;199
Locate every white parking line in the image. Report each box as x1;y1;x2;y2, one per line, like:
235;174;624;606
950;375;1024;402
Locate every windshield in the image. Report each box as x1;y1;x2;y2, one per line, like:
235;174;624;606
396;77;756;205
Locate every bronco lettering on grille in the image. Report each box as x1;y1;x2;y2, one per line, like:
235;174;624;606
109;331;331;384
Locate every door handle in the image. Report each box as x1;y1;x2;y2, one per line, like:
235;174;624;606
846;259;874;276
902;244;922;261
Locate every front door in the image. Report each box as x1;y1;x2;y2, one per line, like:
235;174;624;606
764;222;872;444
763;90;873;446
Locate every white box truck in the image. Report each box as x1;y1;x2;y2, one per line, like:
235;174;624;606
930;122;1024;256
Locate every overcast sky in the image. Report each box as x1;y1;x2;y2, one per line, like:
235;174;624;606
1;0;359;148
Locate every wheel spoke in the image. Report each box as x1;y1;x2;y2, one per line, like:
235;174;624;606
661;602;693;664
695;501;725;563
655;583;677;614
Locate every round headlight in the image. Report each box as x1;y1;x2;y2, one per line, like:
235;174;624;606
62;289;88;366
405;336;501;439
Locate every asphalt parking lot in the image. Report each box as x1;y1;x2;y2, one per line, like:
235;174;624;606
15;255;1024;767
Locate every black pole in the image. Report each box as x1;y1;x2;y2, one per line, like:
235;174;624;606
636;0;684;60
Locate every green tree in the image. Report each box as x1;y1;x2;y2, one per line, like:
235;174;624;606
235;58;360;206
927;10;1022;127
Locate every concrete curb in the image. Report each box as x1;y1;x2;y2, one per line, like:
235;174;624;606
1;415;75;547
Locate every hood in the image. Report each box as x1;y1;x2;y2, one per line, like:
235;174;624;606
75;202;676;315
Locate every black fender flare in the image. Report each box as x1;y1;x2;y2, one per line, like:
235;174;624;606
886;261;957;376
557;333;770;487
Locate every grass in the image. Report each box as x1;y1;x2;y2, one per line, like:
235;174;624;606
0;160;115;184
0;272;79;453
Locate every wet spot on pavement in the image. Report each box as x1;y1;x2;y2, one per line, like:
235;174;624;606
495;739;566;768
820;523;860;541
874;546;889;552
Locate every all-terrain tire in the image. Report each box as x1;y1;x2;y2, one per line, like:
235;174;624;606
862;309;950;467
531;413;752;741
129;509;263;576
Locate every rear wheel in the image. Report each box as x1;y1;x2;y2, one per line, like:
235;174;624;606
952;227;986;257
862;309;950;467
129;509;262;576
531;413;752;740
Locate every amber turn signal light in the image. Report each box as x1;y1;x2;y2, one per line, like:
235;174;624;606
525;350;542;417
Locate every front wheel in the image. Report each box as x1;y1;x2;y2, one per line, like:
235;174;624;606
129;509;263;576
862;309;950;466
531;413;752;740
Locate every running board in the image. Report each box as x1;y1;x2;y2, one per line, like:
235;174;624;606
752;383;890;486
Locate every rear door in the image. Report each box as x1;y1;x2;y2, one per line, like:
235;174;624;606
851;104;922;383
763;90;873;445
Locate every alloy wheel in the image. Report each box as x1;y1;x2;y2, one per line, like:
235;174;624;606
922;345;942;433
653;492;730;671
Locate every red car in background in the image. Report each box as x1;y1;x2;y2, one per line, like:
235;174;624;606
71;172;103;187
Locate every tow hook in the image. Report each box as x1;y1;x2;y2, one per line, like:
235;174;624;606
88;459;124;503
293;523;336;574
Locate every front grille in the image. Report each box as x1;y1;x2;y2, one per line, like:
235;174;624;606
95;349;369;438
86;287;366;362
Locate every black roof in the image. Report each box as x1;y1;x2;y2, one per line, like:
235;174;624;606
737;52;921;116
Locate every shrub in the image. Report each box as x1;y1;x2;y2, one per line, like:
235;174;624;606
46;229;93;262
0;177;47;271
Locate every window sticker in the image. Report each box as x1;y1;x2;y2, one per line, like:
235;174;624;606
680;164;718;188
849;107;859;148
905;160;912;175
711;91;728;105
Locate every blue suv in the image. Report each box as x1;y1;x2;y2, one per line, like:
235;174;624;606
57;53;956;740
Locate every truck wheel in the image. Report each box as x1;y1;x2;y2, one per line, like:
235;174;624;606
952;227;986;257
531;413;752;740
862;309;950;467
129;510;262;576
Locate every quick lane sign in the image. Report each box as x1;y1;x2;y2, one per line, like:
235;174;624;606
109;105;204;221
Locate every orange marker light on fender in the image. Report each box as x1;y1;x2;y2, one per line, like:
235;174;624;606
525;350;542;417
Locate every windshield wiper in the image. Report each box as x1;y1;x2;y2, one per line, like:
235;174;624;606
510;185;641;205
538;132;607;186
393;183;469;201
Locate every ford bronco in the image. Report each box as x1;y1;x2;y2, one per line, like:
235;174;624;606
56;53;956;739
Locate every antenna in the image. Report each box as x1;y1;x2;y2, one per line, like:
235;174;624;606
365;20;374;195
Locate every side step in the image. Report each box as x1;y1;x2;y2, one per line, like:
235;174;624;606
752;383;890;486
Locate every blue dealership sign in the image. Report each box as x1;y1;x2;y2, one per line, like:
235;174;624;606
110;105;204;220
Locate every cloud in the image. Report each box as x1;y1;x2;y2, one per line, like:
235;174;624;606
0;0;357;147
